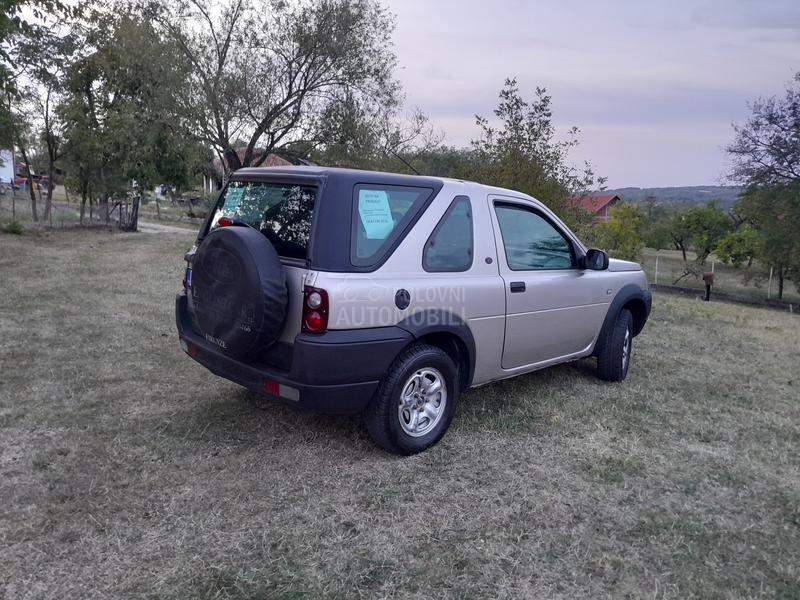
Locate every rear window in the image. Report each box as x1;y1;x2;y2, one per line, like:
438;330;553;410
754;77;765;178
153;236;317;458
351;184;434;266
210;181;316;259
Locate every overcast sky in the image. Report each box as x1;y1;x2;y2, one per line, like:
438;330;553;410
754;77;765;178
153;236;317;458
385;0;800;188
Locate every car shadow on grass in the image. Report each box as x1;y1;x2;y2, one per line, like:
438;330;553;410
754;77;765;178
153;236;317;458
177;386;376;456
455;358;600;433
177;358;601;452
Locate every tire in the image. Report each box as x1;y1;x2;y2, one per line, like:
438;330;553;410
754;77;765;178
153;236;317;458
597;308;633;382
364;343;459;455
189;225;288;357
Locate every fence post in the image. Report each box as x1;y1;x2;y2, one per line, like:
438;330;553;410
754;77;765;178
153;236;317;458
654;254;659;285
711;260;715;274
768;267;773;299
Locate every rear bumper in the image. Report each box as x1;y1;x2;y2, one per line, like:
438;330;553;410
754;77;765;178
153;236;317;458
175;294;412;414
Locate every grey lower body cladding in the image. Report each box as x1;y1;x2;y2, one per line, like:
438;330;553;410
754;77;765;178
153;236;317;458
175;294;412;414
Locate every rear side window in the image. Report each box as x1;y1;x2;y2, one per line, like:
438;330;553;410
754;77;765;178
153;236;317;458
210;181;316;259
351;184;434;266
423;196;473;272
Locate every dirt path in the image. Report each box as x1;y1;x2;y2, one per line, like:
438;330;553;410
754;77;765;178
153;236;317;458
137;219;197;234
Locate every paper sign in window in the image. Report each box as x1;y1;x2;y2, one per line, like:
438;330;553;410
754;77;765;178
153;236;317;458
358;189;394;239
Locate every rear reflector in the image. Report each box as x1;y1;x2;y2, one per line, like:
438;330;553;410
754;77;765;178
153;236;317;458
263;380;300;402
180;339;198;357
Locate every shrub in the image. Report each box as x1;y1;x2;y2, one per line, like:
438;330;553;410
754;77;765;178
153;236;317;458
1;220;24;235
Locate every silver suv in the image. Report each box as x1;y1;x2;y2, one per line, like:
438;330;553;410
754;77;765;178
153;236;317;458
176;167;651;454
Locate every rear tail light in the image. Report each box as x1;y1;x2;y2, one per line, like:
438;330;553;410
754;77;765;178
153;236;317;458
302;286;329;333
217;216;233;227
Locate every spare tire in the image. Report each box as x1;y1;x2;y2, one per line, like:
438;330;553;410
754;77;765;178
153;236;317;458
188;225;288;357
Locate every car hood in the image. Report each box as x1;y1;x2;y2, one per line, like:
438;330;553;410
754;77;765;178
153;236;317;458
608;258;642;272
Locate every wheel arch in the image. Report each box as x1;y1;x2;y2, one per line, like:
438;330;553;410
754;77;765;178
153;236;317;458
396;309;476;391
593;284;652;356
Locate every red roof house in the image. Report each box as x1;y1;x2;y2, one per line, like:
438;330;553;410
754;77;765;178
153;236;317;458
566;194;621;222
204;149;294;193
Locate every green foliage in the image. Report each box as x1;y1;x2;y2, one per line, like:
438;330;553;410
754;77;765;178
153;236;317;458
150;0;402;174
733;183;800;296
595;204;644;262
682;202;731;263
726;72;800;299
1;0;73;146
1;219;24;234
60;13;196;200
715;226;762;268
638;197;674;251
468;79;605;214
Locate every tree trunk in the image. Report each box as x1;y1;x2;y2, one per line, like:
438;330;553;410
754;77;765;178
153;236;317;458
672;240;687;262
778;266;785;300
43;162;55;223
80;190;87;224
223;147;242;173
18;144;38;222
99;192;109;224
155;194;161;219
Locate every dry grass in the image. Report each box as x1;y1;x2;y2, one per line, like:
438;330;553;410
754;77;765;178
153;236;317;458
1;228;798;599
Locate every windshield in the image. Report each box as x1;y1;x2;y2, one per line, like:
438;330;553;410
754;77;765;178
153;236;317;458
210;181;316;259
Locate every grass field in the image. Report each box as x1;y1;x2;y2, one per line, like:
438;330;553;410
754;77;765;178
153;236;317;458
639;248;800;305
1;228;799;599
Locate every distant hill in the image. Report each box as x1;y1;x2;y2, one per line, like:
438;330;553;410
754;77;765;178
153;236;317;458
597;186;745;209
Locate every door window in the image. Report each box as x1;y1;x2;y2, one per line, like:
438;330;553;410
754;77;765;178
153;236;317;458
494;203;574;270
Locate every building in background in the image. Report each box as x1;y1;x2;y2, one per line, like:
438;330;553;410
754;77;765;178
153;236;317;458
566;194;622;222
0;149;14;187
203;150;295;194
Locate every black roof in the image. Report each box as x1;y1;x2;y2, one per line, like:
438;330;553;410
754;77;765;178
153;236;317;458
232;166;445;189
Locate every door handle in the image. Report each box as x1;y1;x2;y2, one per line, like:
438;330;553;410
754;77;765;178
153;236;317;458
510;281;526;293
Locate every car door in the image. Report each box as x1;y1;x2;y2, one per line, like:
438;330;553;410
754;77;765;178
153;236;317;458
489;197;609;369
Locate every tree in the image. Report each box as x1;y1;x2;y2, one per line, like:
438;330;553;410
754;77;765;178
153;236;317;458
727;73;800;185
307;95;440;173
715;226;761;268
640;197;673;251
147;0;400;175
60;12;195;230
4;91;40;220
468;78;606;227
595;203;644;262
2;0;73;222
726;71;800;298
666;211;691;261
2;0;71;140
683;202;731;263
730;184;800;299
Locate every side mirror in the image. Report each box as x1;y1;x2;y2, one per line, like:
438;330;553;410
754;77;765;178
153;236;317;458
583;248;609;270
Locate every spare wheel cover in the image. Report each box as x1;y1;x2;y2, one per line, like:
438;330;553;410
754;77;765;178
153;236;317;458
190;226;288;357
